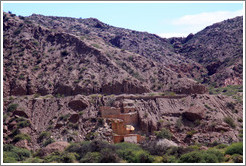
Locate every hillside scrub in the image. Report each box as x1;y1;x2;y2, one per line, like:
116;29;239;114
3;141;243;163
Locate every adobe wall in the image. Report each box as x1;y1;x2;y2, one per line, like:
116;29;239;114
100;106;121;117
124;134;143;143
112;121;131;135
113;135;124;143
123;107;135;113
102;112;138;126
113;134;143;144
124;135;137;143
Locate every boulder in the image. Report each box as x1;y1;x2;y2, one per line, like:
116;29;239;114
19;127;32;135
69;114;79;123
15;140;31;150
41;141;69;156
156;139;178;148
10;81;27;96
182;106;204;121
55;123;63;129
13;110;29;118
68;98;88;111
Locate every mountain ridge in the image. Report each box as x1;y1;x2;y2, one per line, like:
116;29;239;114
3;11;243;163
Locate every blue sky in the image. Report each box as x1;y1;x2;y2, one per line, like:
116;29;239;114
3;2;244;38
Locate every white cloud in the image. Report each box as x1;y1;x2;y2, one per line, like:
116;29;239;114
171;9;243;33
157;33;188;38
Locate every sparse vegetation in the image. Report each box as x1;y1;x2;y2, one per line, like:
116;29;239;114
38;131;51;143
32;65;39;71
155;128;172;140
59;114;70;121
3;144;31;163
2;11;243;164
91;44;101;49
179;149;224;163
17;120;31;128
7;103;18;112
12;134;31;143
42;138;55;147
225;142;243;155
223;116;236;128
208;85;243;97
186;130;197;138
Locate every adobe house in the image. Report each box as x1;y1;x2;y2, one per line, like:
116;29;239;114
99;101;144;144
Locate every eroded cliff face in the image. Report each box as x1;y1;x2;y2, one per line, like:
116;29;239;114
3;92;243;150
135;94;242;144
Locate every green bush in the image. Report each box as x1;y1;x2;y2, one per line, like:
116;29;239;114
42;138;55;147
179;151;203;163
60;152;78;163
58;114;70;121
44;151;77;163
206;149;224;162
91;44;101;49
44;152;61;162
88;140;115;153
38;131;51;143
225;142;243;155
66;140;116;162
66;141;91;160
215;144;228;149
9;128;20;138
162;155;178;163
17;120;31;128
22;157;43;163
115;142;153;163
232;154;243;163
7;103;18;112
155;128;172;140
3;152;19;163
100;148;120;163
179;150;224;163
80;152;102;163
186;130;197;138
223;116;236;128
12;134;31;143
3;144;31;162
3;156;18;163
166;146;192;158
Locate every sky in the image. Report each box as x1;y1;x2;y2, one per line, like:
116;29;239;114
2;2;244;38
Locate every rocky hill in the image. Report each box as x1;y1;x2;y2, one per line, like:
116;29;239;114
3;12;243;163
169;16;243;86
